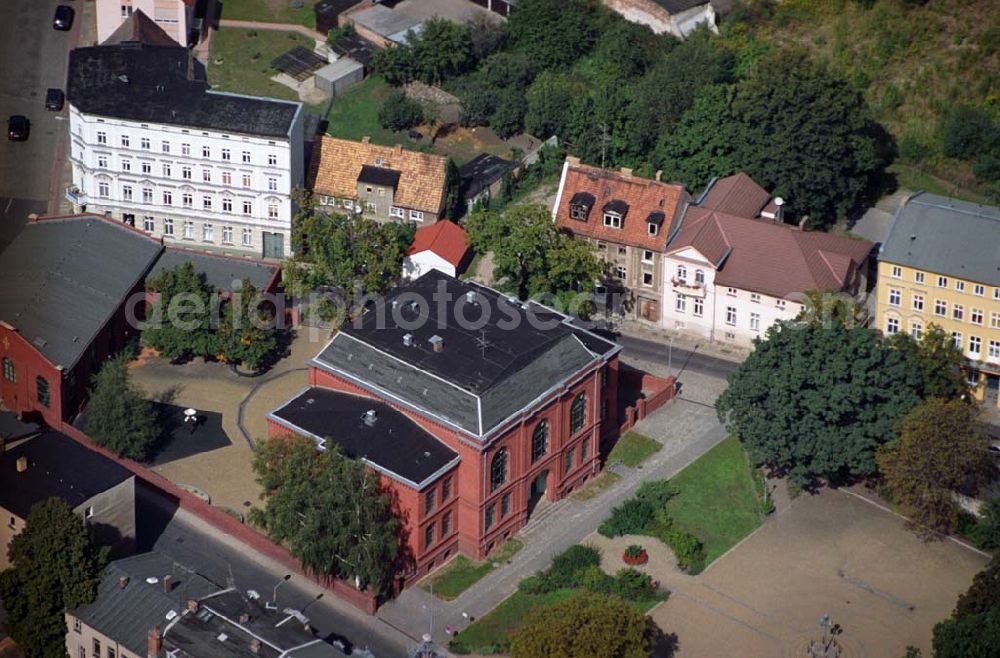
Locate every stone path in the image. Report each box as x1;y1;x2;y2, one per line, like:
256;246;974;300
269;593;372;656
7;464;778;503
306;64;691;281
375;398;726;646
218;19;327;43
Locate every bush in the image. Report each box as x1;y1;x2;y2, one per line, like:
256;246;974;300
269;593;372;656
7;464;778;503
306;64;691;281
517;574;547;595
941;105;999;159
636;480;678;507
580;564;615;594
613;568;655;601
660;528;705;573
598;499;655;537
378;90;424;132
549;544;601;586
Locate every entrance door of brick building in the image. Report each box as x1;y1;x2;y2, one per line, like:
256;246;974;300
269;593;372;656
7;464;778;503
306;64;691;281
527;470;548;518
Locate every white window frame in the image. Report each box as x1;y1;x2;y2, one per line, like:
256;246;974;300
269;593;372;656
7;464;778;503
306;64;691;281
242;228;253;246
389;206;404;218
409;209;424;221
602;213;622;229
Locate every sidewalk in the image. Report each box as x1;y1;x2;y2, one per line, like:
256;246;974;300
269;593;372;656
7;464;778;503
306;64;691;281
376;398;726;646
617;320;751;364
218;19;327;43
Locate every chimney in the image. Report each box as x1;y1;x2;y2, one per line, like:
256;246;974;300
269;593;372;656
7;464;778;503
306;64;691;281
655;170;662;182
565;155;581;166
361;136;370;144
773;197;785;224
250;640;261;654
798;217;808;231
362;409;378;426
15;456;27;473
238;613;250;625
394;144;403;155
402;333;413;347
429;335;444;353
119;576;130;589
162;575;172;594
147;626;162;658
186;599;199;613
619;167;633;177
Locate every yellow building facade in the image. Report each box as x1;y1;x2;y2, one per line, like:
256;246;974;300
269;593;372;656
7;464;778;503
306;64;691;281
876;193;1000;409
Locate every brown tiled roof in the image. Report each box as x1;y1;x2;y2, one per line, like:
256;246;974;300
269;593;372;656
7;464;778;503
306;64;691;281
554;161;688;250
408;220;469;268
667;207;872;298
308;136;448;214
102;9;178;47
700;172;771;219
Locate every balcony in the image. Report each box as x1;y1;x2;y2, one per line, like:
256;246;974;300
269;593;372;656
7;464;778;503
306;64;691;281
670;277;706;296
65;186;87;206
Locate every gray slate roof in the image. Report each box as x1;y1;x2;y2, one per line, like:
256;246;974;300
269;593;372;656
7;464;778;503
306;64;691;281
72;553;221;658
147;249;278;292
0;216;163;369
67;44;301;138
654;0;712;12
879;192;1000;286
312;271;618;439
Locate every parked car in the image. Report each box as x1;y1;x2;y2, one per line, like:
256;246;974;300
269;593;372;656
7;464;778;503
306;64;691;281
45;88;64;111
7;115;29;141
988;443;1000;458
53;5;74;30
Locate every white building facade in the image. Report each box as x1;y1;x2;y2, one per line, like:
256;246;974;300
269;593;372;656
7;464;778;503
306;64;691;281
661;248;802;346
96;0;195;46
66;43;304;259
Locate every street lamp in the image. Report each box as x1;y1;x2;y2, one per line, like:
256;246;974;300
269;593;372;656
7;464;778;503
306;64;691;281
272;574;291;604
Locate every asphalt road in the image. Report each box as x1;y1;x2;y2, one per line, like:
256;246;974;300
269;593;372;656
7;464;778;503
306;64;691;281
0;0;78;251
136;484;413;658
614;332;741;380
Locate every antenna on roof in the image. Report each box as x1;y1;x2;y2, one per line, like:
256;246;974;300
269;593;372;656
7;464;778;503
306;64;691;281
475;330;489;357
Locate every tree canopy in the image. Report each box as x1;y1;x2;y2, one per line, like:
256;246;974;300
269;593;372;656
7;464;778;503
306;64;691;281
85;353;159;461
716;322;922;486
216;279;278;372
886;325;969;401
250;436;400;595
143;261;218;361
377;90;424;132
463;204;602;306
932;557;1000;658
510;590;659;658
876;398;994;535
0;498;107;658
657;50;886;227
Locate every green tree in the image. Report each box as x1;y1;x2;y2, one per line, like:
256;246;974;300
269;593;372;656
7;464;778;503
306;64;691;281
371;47;413;86
409;18;476;85
886;326;969;400
876;399;994;535
142;262;218;361
287;201;414;299
85;353;159;461
795;290;869;328
216;279;278;372
525;71;586;141
508;0;599;70
378;90;424;132
932;558;1000;658
510;590;659;658
658;50;887;227
442;158;464;220
457;79;497;127
250;436;400;595
716;322;922;486
490;88;527;138
0;498;107;658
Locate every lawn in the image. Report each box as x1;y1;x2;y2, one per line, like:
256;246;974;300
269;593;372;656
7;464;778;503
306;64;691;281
208;28;312;102
219;0;319;28
664;436;761;564
325;76;426;150
450;588;575;655
420;539;523;601
608;431;662;468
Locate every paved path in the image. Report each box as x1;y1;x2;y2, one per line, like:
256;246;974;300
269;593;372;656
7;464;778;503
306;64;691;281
376;398;726;646
218;19;327;43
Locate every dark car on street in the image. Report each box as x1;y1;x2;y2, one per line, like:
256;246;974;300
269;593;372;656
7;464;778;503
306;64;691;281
53;5;74;30
45;88;64;111
7;115;29;141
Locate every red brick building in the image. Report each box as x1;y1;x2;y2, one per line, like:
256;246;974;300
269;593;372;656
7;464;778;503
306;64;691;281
0;215;163;427
267;271;622;582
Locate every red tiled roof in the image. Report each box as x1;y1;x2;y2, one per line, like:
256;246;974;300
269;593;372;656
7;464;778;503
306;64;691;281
554;161;687;251
408;220;469;268
700;172;771;219
667;207;872;298
102;9;178;47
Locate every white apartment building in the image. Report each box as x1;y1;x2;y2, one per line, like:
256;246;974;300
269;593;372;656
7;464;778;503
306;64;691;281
661;185;872;347
96;0;199;47
66;38;304;259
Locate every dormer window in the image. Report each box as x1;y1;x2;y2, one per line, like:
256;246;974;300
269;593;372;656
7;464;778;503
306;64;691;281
570;205;588;221
603;213;622;229
648;223;658;236
375;156;383;166
646;211;665;237
568;192;595;222
602;199;629;228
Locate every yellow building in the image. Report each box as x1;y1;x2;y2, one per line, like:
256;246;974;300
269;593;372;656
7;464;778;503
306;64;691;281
876;193;1000;408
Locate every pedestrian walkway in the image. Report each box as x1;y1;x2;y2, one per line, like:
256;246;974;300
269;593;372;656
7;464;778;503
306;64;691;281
618;320;751;364
218;19;327;43
375;398;726;646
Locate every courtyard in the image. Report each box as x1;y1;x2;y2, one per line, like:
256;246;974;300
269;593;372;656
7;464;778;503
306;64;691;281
600;487;988;657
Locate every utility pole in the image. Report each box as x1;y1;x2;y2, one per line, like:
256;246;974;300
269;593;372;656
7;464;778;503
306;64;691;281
598;123;611;170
